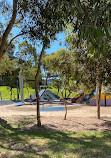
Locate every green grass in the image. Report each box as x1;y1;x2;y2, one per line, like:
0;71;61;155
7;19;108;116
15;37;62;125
47;87;76;98
0;86;35;100
0;117;111;158
0;86;75;100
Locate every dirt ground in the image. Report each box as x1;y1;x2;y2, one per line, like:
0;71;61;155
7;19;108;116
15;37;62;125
0;101;111;132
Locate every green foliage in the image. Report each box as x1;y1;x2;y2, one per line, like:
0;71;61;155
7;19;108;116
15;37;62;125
47;86;76;98
17;41;44;89
43;49;79;97
51;78;62;90
0;68;20;88
0;54;18;75
72;1;111;50
43;48;73;80
65;1;111;91
18;41;38;66
17;0;72;47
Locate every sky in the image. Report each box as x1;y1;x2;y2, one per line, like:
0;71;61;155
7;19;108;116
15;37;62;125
2;0;68;55
45;32;67;54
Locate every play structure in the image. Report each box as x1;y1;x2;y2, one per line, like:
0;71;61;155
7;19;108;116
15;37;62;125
72;89;111;106
90;93;111;106
81;90;96;104
71;90;96;104
25;89;60;102
71;91;84;103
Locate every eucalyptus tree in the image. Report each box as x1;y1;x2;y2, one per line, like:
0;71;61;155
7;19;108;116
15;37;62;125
0;0;74;125
0;0;72;60
20;1;73;125
66;28;111;119
18;41;43;89
43;49;79;119
65;0;111;119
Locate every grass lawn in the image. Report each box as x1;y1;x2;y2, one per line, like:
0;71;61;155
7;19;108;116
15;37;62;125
0;117;111;158
0;86;35;100
47;87;76;98
0;86;75;100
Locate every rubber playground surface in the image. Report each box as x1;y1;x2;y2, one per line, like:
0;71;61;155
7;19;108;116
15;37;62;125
40;106;65;111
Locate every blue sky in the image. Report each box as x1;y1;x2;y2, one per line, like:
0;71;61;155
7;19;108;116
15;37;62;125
45;32;67;54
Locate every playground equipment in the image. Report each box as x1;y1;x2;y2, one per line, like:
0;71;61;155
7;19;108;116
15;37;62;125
90;93;111;106
71;91;84;103
71;90;96;104
25;89;60;103
81;90;96;104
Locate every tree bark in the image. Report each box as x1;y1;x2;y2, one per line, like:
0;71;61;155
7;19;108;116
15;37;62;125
0;0;17;60
97;66;101;119
35;44;45;126
10;88;12;100
61;89;67;120
105;93;106;106
6;32;28;52
66;90;72;99
45;76;48;88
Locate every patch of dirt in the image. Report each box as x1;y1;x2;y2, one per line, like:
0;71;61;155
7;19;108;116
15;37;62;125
0;103;111;132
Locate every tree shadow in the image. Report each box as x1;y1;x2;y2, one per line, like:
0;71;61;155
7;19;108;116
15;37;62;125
19;125;111;158
0;118;15;131
100;119;111;127
0;118;111;158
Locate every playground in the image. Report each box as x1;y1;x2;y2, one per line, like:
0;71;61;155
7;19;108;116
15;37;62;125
0;100;111;132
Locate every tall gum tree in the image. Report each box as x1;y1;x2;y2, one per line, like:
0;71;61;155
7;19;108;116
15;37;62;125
0;0;73;126
43;49;78;120
65;0;111;119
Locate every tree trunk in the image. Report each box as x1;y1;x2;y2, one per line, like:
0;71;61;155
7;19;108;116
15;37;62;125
97;76;101;119
61;89;67;120
65;89;66;99
97;65;101;119
35;44;45;126
45;76;48;88
105;93;106;106
66;90;72;99
10;88;12;100
35;81;41;126
0;0;17;60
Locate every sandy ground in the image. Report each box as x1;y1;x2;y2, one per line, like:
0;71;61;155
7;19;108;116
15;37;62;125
0;100;111;131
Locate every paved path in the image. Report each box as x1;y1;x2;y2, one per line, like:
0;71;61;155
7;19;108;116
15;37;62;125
0;100;16;106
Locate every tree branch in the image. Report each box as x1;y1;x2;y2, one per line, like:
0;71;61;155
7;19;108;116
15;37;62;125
6;31;28;52
0;0;18;59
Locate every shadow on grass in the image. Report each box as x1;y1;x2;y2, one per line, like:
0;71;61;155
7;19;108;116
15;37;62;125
0;118;15;131
0;118;111;158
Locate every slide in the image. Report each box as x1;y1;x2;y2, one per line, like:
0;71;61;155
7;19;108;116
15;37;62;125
25;89;60;102
81;90;96;104
71;91;84;103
